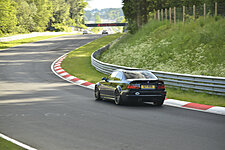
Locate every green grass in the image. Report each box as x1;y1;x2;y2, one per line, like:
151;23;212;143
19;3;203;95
61;33;225;107
0;33;80;51
0;137;25;150
167;87;225;107
61;34;122;83
99;17;225;77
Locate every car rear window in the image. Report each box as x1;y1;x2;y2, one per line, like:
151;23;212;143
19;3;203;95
124;71;157;79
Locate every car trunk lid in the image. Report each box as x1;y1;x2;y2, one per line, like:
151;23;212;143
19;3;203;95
128;80;165;90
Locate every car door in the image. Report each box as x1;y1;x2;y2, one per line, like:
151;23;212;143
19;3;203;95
100;72;118;98
108;71;123;97
99;79;108;96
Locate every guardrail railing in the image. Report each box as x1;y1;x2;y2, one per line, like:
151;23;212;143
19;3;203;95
91;44;225;96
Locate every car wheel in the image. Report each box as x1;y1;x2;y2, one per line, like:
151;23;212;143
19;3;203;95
153;99;164;106
114;90;123;105
95;87;101;101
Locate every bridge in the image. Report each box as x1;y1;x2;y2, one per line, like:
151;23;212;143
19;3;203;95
85;23;127;27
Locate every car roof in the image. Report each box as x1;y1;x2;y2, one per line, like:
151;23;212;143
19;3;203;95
113;69;158;79
115;69;147;72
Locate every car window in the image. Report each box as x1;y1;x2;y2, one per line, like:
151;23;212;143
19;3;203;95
110;71;118;78
124;71;157;79
109;71;122;81
115;72;123;81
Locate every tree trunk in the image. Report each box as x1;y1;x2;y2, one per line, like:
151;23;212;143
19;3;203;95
136;0;141;29
143;0;148;24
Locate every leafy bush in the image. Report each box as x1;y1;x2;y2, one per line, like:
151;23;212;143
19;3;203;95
52;24;72;32
14;26;28;34
91;27;101;34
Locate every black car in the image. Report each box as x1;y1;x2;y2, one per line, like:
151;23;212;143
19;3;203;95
94;69;166;106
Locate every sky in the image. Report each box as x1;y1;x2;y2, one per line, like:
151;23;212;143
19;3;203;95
85;0;123;10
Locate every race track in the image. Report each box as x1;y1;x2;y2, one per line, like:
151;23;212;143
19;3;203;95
0;34;224;150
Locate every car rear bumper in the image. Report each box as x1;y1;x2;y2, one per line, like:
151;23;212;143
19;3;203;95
121;90;166;103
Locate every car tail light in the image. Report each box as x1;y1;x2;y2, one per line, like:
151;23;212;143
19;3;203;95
157;84;165;89
128;84;140;89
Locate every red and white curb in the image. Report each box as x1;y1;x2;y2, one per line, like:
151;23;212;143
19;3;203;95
0;133;37;150
51;54;95;90
51;55;225;116
164;99;225;115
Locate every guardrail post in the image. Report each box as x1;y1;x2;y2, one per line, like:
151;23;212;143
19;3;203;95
215;2;217;16
204;3;206;20
158;10;160;21
165;8;167;21
174;7;176;24
183;6;185;24
193;5;196;21
154;11;157;20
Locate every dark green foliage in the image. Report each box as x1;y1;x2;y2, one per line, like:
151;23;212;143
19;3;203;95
122;0;225;33
0;0;17;35
0;0;87;36
67;0;87;26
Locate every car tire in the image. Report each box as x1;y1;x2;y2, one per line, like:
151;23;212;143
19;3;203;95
153;99;164;106
114;90;123;105
95;87;101;101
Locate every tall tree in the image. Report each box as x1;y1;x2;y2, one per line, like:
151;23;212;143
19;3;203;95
15;0;37;32
50;0;70;25
68;0;87;27
0;0;17;35
95;12;101;23
0;0;89;35
33;0;52;31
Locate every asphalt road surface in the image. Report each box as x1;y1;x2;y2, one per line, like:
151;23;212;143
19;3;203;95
0;34;225;150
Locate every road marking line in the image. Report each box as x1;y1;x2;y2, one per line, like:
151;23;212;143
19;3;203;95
0;133;37;150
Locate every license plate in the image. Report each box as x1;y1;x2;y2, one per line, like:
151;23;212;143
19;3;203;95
141;85;155;89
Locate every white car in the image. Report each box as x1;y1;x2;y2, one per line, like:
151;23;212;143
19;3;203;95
83;30;88;35
102;30;108;35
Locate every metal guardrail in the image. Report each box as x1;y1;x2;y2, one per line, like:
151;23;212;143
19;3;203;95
91;44;225;96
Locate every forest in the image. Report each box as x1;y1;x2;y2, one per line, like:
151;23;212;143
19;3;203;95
1;0;225;36
122;0;225;33
0;0;87;36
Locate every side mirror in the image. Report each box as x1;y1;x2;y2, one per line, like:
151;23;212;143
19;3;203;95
102;77;108;82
